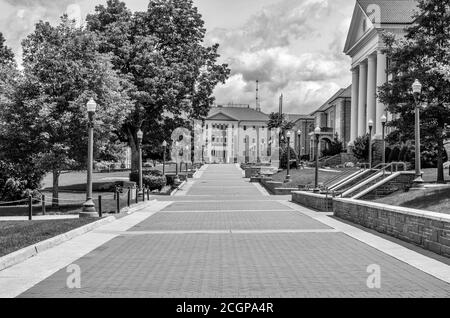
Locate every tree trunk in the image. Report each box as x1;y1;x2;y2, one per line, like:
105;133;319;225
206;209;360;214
52;169;60;209
126;125;139;171
437;138;445;184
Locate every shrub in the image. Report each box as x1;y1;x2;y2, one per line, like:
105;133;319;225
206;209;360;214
129;170;166;191
351;134;370;161
143;175;166;191
388;146;400;162
280;146;298;169
322;137;343;157
0;160;44;202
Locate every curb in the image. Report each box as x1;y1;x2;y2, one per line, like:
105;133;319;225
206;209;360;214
170;181;187;196
0;216;116;272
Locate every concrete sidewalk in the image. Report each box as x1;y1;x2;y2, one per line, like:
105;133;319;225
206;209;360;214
2;164;449;298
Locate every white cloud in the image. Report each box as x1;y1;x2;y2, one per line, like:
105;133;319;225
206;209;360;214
210;0;354;114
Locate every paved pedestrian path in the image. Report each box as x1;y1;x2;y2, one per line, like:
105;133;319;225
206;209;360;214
11;164;450;297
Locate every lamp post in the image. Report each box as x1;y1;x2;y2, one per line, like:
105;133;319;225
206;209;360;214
174;141;180;184
381;115;387;165
412;79;424;188
368;119;374;169
284;131;292;183
162;140;167;175
297;129;302;160
81;98;97;217
137;129;144;192
201;145;205;163
314;127;321;193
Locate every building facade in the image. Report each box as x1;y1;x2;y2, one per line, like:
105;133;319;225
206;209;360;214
199;104;275;164
344;0;417;143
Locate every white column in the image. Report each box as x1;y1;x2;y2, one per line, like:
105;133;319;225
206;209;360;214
350;68;359;142
227;124;232;163
358;61;368;136
375;50;387;138
367;54;377;135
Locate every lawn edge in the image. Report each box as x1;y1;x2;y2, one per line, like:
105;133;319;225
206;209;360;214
0;216;116;272
170;180;187;196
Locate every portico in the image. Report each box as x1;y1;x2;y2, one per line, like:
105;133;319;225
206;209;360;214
345;0;417;143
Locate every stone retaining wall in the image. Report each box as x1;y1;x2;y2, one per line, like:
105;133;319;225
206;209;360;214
259;179;296;195
333;198;450;257
292;191;334;212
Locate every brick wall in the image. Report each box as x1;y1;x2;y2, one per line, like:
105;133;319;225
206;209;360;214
333;198;450;257
292;191;334;212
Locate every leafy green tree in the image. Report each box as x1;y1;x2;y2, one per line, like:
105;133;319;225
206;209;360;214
86;0;230;170
0;32;14;66
378;0;450;183
0;16;133;206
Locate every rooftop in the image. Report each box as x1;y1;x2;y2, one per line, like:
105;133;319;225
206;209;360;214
357;0;418;24
311;85;352;115
207;105;269;122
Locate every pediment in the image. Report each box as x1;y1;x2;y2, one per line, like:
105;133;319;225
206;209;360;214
207;112;238;121
344;2;375;54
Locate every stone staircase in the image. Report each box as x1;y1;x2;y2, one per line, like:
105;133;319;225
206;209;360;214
326;162;410;199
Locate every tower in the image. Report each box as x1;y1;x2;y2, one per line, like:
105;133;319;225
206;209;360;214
256;80;261;112
279;93;283;115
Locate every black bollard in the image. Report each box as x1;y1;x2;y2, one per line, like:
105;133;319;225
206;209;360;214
98;195;102;218
28;195;33;221
41;194;46;215
116;190;120;214
127;187;131;207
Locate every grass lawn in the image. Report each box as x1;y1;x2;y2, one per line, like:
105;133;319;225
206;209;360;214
0;218;99;257
271;168;346;188
370;186;450;215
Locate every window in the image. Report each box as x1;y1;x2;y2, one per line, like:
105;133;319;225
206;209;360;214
262;138;265;144
252;138;255;144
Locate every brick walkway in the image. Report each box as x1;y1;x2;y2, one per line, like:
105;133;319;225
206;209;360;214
19;164;450;298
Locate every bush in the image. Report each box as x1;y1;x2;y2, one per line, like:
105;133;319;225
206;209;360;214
351;134;374;161
129;170;166;191
388;146;400;162
0;160;44;202
143;175;166;191
280;146;298;169
322;137;343;157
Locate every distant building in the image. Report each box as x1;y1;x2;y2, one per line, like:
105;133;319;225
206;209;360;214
283;87;352;160
199;104;272;164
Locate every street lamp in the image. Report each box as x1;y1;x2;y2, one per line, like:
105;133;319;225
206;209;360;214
174;141;181;184
314;127;321;193
284;131;292;183
162;140;167;175
297;129;302;160
137;129;144;193
81;98;97;217
412;79;424;188
368;119;374;169
381;115;387;165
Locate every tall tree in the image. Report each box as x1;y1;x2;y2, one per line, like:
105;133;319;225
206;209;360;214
0;16;133;206
0;32;14;66
378;0;450;183
86;0;230;170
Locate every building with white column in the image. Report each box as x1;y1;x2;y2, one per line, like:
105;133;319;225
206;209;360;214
344;0;417;143
198;104;272;164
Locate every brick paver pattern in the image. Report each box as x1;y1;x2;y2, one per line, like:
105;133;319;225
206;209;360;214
20;164;450;298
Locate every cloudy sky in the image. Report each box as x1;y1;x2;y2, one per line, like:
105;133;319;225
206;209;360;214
0;0;355;115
